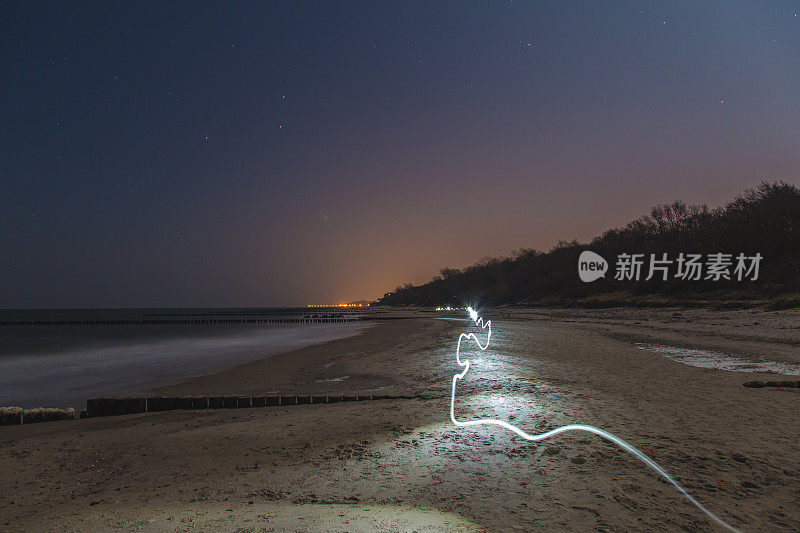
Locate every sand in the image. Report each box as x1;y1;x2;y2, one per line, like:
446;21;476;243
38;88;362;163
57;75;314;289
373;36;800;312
1;308;799;531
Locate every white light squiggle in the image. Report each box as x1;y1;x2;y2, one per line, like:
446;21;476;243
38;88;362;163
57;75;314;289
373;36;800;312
450;307;740;532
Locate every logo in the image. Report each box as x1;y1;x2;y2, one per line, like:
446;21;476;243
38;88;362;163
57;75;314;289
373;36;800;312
578;251;608;282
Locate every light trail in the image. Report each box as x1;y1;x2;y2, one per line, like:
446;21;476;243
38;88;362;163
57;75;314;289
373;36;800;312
450;306;741;532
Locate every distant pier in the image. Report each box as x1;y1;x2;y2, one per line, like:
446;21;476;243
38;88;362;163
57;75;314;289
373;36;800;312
0;307;368;327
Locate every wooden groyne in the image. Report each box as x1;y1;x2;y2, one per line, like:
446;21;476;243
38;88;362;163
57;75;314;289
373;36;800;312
142;308;366;317
0;307;431;327
0;393;429;425
0;307;375;327
82;394;415;418
0;317;364;327
0;407;75;425
743;380;800;388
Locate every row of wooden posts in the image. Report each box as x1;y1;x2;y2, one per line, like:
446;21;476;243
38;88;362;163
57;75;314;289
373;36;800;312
84;393;413;418
0;407;76;425
742;380;800;388
0;394;412;426
0;317;364;327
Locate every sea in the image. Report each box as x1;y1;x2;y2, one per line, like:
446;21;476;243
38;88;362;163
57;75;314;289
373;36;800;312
0;308;372;409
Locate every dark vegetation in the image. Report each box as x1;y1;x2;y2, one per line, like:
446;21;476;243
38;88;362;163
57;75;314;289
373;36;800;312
377;182;800;308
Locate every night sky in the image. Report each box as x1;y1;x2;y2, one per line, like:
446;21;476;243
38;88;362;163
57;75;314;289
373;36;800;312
2;2;799;308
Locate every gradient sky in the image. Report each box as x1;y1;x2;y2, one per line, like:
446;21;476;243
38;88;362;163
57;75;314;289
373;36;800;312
2;1;799;307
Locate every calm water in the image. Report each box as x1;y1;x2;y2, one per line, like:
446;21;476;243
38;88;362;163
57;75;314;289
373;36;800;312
0;308;372;409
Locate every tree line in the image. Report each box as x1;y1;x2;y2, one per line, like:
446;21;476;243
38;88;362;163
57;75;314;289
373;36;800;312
376;181;800;307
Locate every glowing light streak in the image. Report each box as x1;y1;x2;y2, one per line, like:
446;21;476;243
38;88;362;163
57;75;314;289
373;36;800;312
450;307;740;532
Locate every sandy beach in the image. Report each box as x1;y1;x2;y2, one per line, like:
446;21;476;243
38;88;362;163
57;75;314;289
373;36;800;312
1;308;798;531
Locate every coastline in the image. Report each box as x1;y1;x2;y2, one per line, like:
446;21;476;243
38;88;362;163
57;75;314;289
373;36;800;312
0;321;374;410
153;305;800;403
1;309;798;531
148;319;404;399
